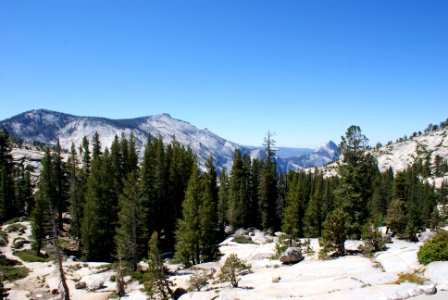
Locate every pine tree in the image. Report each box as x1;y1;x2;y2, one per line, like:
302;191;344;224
258;132;278;231
217;167;228;235
304;172;324;237
0;129;14;221
249;158;261;227
318;208;347;258
282;172;301;239
175;165;202;266
227;149;246;228
370;168;393;223
115;172;146;271
175;162;220;266
335;125;378;238
143;232;174;300
31;149;54;255
53;140;67;230
67;143;83;238
81;145;117;261
385;172;408;237
199;158;220;262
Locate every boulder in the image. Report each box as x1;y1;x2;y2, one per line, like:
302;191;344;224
420;285;437;295
75;282;86;289
279;247;304;264
234;228;249;236
418;231;436;243
224;225;235;235
82;273;107;291
425;262;448;287
382;235;392;244
173;287;187;300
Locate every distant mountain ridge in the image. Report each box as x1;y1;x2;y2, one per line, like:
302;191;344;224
0;109;339;171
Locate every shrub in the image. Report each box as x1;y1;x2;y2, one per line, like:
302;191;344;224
418;230;448;265
219;254;251;288
188;270;208;291
358;223;385;257
5;223;26;233
271;234;300;259
0;231;8;247
394;273;425;285
13;237;29;250
319;209;347;259
232;236;254;244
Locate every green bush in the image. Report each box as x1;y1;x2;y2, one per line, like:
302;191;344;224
219;254;251;288
188;270;208;291
13;237;29;249
418;230;448;265
232;236;254;244
0;231;8;246
14;250;50;263
5;223;26;233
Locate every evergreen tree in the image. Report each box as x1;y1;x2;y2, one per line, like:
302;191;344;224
370;168;393;223
81;145;117;261
198;164;220;262
227;149;246;228
335;125;378;238
0;129;14;221
143;232;174;300
304;172;324;237
249;158;261;227
67;143;83;238
175;162;220;266
258;132;278;231
319;208;347;258
115;172;146;270
385;172;408;237
282;172;301;239
175;165;202;266
217;167;228;235
53;140;67;229
31;149;54;255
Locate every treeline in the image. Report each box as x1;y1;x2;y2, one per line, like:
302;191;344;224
1;125;447;268
0;130;34;221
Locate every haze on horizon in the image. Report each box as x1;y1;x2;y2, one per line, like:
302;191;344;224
1;0;448;148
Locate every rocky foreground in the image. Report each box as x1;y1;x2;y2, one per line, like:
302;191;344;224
1;222;448;300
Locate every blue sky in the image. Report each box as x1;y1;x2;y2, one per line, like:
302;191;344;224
1;0;447;148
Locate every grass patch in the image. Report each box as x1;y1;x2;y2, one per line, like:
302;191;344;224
394;273;425;285
14;249;50;263
0;257;30;281
232;236;255;244
0;265;30;281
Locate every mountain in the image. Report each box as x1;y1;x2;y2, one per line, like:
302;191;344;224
371;127;448;187
0;109;339;171
318;126;448;187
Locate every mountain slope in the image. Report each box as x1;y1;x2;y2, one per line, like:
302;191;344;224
318;126;448;187
0;109;338;171
371;127;448;186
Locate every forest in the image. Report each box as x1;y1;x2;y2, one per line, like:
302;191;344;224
0;125;447;293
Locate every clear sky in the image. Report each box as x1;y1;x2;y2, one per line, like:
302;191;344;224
1;0;447;148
